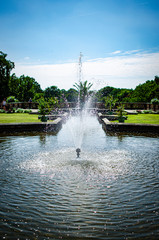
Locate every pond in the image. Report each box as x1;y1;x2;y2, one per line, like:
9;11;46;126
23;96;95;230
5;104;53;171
0;116;159;239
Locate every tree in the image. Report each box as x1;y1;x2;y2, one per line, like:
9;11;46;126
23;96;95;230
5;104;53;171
126;77;159;102
73;80;93;105
66;88;78;102
96;86;116;102
9;74;42;101
44;86;61;100
0;51;14;100
154;75;159;85
8;73;19;97
104;95;116;113
116;89;133;102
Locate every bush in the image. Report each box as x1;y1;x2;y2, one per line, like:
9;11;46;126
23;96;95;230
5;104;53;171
137;110;142;114
0;109;5;113
16;108;24;113
38;97;50;116
7;96;19;103
151;98;159;104
23;109;32;113
143;110;154;114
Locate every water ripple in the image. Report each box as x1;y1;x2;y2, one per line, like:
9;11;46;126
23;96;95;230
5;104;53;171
0;117;159;239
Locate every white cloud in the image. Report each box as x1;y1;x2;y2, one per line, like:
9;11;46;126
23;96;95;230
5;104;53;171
24;56;30;60
12;51;159;90
111;50;122;55
123;49;141;55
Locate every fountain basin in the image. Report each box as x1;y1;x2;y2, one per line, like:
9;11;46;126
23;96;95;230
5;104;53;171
0;116;158;239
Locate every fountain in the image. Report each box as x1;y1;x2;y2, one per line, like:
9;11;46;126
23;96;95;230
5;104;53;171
67;52;95;157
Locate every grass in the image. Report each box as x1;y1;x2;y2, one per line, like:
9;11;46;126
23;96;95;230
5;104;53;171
0;113;159;125
113;114;159;125
0;113;41;123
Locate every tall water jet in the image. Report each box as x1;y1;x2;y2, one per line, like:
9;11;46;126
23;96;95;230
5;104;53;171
67;53;94;156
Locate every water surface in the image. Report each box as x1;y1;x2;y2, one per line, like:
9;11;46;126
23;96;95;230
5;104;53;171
0;116;159;239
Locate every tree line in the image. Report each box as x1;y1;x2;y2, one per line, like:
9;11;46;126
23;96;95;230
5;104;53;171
0;51;159;103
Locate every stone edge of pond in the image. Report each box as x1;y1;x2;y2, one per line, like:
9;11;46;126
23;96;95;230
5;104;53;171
0;117;63;133
97;114;159;134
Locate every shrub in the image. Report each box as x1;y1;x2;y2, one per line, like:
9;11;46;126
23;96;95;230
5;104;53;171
7;96;19;103
38;97;50;116
16;108;24;113
151;98;159;105
137;110;142;114
143;110;154;114
0;109;5;113
117;104;128;122
104;95;116;112
24;109;32;113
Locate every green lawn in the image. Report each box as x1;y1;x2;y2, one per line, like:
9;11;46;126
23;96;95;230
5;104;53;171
0;113;41;123
115;114;159;124
0;113;159;125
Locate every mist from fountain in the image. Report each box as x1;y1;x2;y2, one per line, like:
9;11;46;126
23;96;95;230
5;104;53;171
67;94;94;152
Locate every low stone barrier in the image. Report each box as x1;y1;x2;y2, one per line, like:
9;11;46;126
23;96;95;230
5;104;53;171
102;118;159;134
38;112;68;120
0;117;62;134
98;114;118;121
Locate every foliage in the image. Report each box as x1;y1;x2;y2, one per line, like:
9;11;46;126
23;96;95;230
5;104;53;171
33;93;44;102
96;76;159;103
44;86;61;100
1;51;159;105
136;110;142;114
6;96;19;103
0;51;15;100
65;88;78;102
48;97;58;109
38;97;50;116
96;86;132;102
125;76;159;102
117;104;127;122
15;108;24;113
142;110;154;114
23;109;32;113
38;97;58;117
0;109;5;113
116;89;133;102
151;98;159;104
73;80;93;105
104;95;116;112
61;89;67;96
9;74;43;102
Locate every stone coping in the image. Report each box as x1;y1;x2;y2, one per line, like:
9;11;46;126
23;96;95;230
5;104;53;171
101;117;159;134
0;117;62;134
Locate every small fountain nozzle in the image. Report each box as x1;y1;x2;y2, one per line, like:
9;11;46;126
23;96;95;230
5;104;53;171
76;148;81;158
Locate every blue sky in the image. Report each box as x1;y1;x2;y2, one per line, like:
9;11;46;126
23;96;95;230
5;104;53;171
0;0;159;89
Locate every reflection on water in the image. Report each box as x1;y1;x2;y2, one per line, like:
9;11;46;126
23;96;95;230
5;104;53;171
0;116;159;239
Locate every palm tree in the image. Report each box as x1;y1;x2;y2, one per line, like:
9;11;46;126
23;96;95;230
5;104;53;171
73;80;93;105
